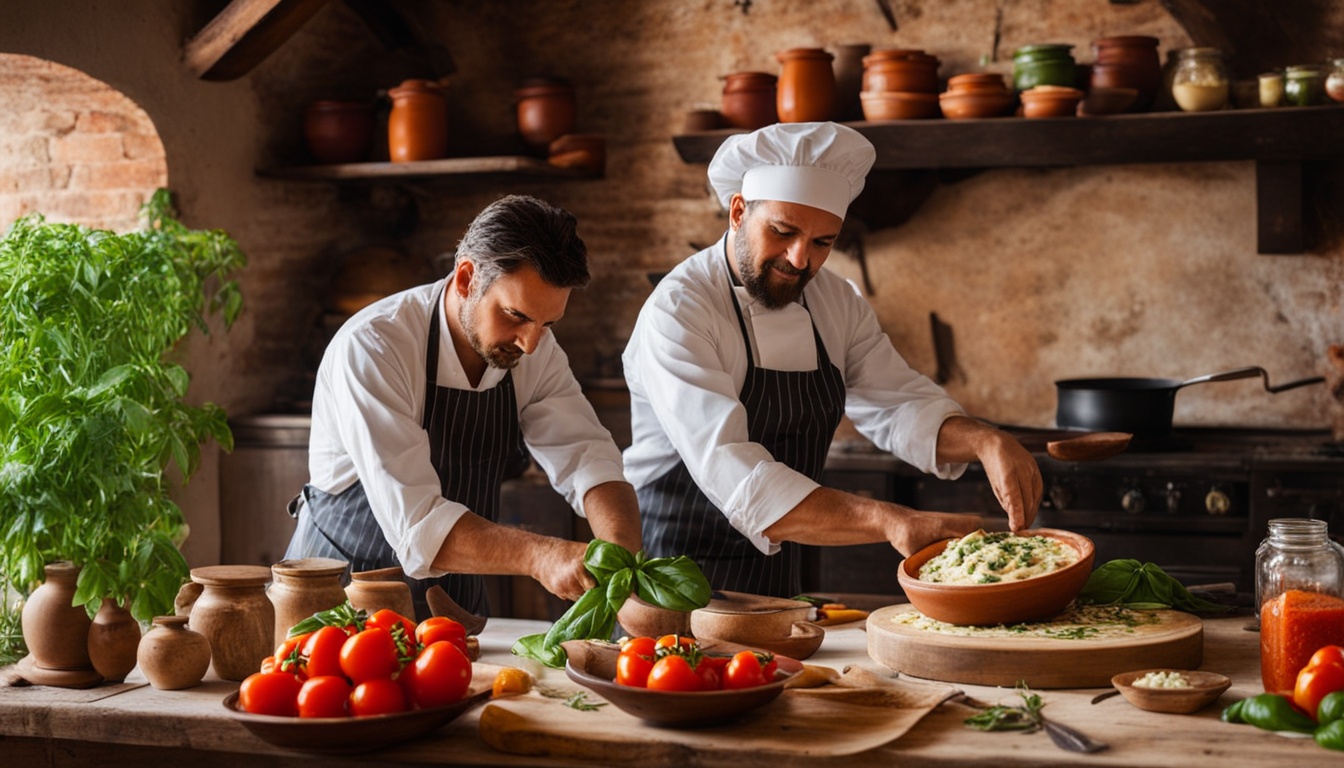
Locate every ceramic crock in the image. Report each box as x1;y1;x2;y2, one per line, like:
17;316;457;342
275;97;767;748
137;615;211;690
515;77;576;150
87;596;141;682
387;79;448;162
183;565;274;681
21;561;94;671
776;47;838;122
720;72;778;130
303;100;375;164
269;557;349;648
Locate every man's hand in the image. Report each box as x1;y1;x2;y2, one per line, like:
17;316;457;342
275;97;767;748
885;509;983;557
530;538;595;602
936;417;1042;532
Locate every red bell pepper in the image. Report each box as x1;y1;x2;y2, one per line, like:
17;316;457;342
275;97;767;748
1294;645;1344;719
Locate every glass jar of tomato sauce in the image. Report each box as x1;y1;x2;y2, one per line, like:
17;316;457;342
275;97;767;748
1256;518;1344;694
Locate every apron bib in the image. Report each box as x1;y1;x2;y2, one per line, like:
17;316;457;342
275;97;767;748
289;289;524;620
638;253;845;597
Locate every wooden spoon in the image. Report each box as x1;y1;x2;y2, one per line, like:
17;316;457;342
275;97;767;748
1046;432;1132;462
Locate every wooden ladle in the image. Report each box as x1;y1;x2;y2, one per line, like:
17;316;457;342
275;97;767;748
1046;431;1132;462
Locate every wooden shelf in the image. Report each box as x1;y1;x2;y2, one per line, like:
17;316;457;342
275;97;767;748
673;106;1344;254
256;155;601;182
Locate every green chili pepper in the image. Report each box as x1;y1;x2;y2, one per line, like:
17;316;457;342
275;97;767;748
1318;691;1344;726
1220;698;1248;724
1234;694;1317;734
1315;719;1344;751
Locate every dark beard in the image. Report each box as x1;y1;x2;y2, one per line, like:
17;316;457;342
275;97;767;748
734;225;812;309
459;295;521;370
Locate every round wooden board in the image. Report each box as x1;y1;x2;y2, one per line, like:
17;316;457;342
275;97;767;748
866;604;1204;689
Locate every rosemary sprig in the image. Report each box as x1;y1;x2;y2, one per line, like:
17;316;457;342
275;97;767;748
963;682;1045;732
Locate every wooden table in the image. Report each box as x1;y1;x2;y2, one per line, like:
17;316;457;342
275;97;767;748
1;610;1339;767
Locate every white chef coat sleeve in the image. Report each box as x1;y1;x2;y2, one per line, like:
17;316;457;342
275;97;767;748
512;333;627;514
627;282;818;555
827;279;968;479
322;322;466;579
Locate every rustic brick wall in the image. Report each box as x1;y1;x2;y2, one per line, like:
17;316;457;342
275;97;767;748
0;54;166;232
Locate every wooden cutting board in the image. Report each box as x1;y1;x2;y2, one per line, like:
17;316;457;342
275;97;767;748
867;604;1203;689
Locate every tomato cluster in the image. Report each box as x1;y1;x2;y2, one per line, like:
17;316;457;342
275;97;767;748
238;608;472;718
614;634;777;692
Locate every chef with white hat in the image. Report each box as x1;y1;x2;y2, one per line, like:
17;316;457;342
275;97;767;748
621;122;1041;597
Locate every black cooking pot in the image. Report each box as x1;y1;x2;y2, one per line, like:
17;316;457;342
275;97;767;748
1055;366;1326;438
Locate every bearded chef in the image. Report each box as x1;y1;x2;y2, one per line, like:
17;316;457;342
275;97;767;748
286;195;641;620
621;122;1042;597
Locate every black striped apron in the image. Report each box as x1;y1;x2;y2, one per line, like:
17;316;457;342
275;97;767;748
288;290;524;620
638;259;846;597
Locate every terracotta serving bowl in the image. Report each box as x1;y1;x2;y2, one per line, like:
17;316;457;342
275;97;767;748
860;91;940;120
939;89;1015;119
896;528;1096;626
616;593;691;639
1111;669;1232;714
1020;85;1085;118
561;639;801;727
946;73;1008;93
690;591;824;659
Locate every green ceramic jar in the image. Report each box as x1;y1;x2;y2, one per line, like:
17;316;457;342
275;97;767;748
1284;65;1325;106
1012;44;1077;93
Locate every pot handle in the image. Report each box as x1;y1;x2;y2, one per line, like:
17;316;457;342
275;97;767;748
1179;366;1326;393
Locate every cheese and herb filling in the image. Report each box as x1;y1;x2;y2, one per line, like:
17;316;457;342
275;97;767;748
1132;670;1191;689
917;530;1077;585
891;603;1161;640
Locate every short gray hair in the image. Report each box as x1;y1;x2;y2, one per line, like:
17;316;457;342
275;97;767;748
454;195;590;294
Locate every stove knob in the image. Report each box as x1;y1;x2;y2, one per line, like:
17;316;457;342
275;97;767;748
1165;482;1182;515
1048;483;1073;511
1121;488;1145;514
1205;488;1231;516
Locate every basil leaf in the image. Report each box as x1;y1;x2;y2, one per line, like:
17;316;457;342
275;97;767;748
584;539;638;584
605;567;634;616
514;587;617;668
634;556;712;611
511;633;568;668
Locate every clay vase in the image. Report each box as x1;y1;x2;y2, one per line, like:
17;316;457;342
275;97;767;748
720;72;778;130
515;77;576;152
387;79;448;163
776;47;838;122
303;100;375;164
346;566;416;619
181;565;274;682
832;43;871;122
1091;36;1162;111
137;615;211;690
86;597;141;683
269;557;349;648
21;561;94;671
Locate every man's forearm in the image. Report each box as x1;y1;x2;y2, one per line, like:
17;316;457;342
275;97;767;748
581;480;644;554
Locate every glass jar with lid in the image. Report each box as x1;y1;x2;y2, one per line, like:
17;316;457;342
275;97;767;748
1256;518;1344;694
1284;65;1325;106
1170;47;1228;112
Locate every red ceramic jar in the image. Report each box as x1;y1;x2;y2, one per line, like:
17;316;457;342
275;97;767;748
515;77;576;151
1091;36;1162;111
721;72;778;129
387;79;448;162
776;47;838;122
303;100;375;164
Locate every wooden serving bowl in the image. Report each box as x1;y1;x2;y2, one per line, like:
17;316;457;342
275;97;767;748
896;529;1095;626
1111;669;1232;714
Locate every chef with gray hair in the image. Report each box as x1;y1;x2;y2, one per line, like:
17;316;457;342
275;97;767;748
621;121;1041;597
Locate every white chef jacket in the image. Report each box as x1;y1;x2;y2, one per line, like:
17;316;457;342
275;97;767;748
305;279;627;579
622;238;968;554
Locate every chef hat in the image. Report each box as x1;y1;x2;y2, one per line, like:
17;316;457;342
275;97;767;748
707;122;876;219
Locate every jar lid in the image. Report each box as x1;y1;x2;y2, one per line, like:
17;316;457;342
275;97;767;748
190;564;273;586
271;557;349;577
776;47;835;61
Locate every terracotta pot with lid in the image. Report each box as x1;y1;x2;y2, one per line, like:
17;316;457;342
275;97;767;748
515;77;576;151
303;100;375;164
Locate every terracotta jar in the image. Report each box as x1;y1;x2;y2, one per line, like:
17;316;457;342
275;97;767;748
137;615;212;690
269;557;349;648
21;561;94;671
776;47;838;122
862;49;941;94
515;77;576;151
1091;36;1162;111
303;100;375;164
720;72;778;130
832;43;872;121
87;597;141;683
387;79;448;162
346;566;416;619
182;565;274;682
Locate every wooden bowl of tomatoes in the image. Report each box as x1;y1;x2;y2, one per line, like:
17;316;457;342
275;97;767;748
561;636;802;728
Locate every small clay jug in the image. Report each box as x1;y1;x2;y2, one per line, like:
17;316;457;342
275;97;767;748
387;79;448;162
181;565;274;681
137;615;211;690
515;77;576;151
269;557;349;648
21;561;94;671
832;43;871;121
86;597;141;683
720;72;778;130
776;47;838;122
346;566;416;619
303;100;375;164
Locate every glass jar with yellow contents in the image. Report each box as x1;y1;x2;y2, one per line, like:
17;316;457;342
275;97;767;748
1171;47;1229;112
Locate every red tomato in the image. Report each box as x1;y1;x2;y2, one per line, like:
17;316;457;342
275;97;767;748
272;632;312;675
406;640;473;708
259;655;277;674
349;677;408;717
620;636;657;658
339;627;401;683
695;657;722;690
238;671;303;716
616;647;655;688
722;650;767;690
760;653;778;681
367;609;417;640
655;634;697;652
1294;645;1344;718
296;675;353;718
415;616;469;656
646;654;705;692
302;625;349;680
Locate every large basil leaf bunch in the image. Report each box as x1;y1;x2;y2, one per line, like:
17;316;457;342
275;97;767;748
512;540;712;667
0;189;245;625
1075;559;1233;613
